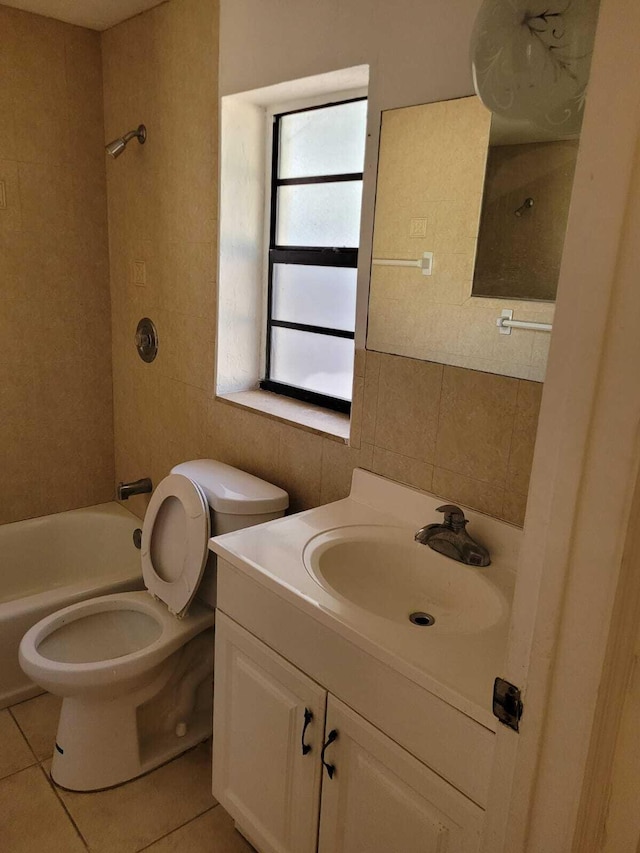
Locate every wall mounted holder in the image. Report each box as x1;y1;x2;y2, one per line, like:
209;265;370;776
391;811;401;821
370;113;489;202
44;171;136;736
496;309;553;335
372;252;433;276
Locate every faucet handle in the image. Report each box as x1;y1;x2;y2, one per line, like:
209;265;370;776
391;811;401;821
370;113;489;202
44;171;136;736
436;504;468;530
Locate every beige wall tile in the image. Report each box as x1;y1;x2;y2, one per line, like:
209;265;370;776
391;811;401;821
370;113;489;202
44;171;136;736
157;241;217;317
0;160;22;231
278;425;323;512
17;163;73;235
435;366;518;487
320;439;374;504
105;0;219;503
507;380;543;496
6;10;70;167
0;7;113;524
372;446;433;492
155;309;216;394
361;350;381;445
374;354;443;461
205;400;281;487
153;378;209;469
432;467;505;519
502;491;529;527
348;375;365;450
0;89;17;162
64;27;105;166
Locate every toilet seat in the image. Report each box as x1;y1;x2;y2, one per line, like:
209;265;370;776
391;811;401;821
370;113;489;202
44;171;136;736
19;591;215;698
141;473;210;616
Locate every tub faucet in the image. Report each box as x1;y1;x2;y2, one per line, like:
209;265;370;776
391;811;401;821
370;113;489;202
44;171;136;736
117;478;153;501
415;504;491;567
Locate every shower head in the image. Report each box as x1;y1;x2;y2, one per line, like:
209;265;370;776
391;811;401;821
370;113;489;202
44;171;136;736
105;124;146;159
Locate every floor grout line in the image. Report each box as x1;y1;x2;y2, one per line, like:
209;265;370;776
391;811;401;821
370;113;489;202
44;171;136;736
135;804;219;852
0;760;39;786
5;695;224;853
7;696;88;850
38;762;90;851
7;705;41;766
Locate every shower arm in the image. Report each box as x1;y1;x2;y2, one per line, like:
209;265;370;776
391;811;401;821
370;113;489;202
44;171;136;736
123;126;146;144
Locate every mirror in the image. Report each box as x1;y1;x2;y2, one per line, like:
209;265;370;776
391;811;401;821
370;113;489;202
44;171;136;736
367;95;580;382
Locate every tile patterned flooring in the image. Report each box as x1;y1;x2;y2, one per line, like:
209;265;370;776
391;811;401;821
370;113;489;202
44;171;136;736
0;694;254;852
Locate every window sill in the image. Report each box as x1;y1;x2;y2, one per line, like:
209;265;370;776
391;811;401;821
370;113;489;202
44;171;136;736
217;390;350;443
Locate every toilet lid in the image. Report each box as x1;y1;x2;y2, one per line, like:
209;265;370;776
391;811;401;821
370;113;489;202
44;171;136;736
141;474;210;616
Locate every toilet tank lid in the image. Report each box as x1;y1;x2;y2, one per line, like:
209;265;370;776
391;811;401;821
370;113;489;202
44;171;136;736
170;460;289;515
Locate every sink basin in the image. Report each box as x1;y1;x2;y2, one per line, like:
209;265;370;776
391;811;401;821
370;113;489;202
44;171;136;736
303;525;507;633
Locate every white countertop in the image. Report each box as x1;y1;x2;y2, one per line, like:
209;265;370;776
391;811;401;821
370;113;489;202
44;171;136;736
209;469;520;731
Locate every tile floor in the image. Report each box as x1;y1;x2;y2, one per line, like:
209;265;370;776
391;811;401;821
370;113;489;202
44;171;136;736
0;693;255;852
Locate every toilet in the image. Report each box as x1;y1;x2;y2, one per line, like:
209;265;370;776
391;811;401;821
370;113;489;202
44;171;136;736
19;460;288;792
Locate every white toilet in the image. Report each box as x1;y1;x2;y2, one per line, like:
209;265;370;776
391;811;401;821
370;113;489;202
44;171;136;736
19;460;288;792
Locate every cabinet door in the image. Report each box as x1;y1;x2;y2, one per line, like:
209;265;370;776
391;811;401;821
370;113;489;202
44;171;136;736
318;697;484;853
212;612;326;853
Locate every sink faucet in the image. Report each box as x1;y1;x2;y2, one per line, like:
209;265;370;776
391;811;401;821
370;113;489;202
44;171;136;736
415;504;491;567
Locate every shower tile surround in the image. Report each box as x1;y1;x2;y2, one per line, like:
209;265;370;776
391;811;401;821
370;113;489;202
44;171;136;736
0;5;114;525
99;0;541;527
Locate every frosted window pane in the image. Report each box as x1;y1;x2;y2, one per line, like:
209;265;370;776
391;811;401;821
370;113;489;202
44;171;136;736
271;328;354;401
279;100;367;179
277;182;362;247
273;265;356;331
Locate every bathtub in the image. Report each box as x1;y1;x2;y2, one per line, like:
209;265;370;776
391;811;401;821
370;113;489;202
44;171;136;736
0;502;144;709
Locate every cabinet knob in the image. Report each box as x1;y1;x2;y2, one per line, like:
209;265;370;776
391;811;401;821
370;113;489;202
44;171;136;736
301;708;313;756
321;729;338;779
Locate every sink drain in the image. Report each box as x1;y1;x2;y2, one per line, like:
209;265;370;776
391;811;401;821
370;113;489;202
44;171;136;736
409;611;435;627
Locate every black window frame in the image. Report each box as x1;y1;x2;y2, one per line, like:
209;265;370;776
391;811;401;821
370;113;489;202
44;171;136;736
260;96;367;415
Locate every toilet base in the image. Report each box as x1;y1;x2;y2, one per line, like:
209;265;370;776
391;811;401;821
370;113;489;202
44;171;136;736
51;705;211;791
51;631;214;791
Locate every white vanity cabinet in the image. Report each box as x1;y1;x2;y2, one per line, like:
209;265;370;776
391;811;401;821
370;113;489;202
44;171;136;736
213;612;484;853
318;697;483;853
212;613;325;853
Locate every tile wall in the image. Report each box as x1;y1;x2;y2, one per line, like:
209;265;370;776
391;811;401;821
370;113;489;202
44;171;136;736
101;0;219;521
0;6;114;525
102;0;541;527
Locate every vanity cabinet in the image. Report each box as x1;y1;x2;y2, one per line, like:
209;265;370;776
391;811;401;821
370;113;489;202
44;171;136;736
213;613;484;853
212;613;325;853
318;697;483;853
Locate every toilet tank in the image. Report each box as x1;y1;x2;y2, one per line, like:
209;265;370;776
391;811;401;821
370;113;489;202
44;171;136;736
170;460;289;607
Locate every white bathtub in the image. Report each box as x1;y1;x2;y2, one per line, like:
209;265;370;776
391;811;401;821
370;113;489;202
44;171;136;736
0;502;144;709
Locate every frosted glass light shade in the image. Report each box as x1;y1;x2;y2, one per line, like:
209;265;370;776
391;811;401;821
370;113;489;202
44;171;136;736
270;327;354;401
279;100;367;179
276;181;363;248
272;264;357;332
471;0;600;137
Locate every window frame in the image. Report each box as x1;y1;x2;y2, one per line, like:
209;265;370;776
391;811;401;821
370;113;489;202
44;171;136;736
260;96;367;415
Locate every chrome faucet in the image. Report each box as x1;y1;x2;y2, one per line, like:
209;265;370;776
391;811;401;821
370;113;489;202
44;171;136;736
117;477;153;501
415;504;491;567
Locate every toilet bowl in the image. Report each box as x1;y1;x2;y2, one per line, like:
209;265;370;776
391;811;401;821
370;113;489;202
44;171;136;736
19;461;288;791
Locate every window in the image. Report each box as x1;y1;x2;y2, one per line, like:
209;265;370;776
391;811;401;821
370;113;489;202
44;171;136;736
260;98;367;414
